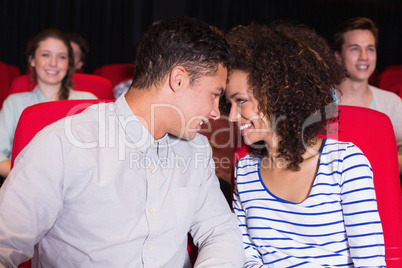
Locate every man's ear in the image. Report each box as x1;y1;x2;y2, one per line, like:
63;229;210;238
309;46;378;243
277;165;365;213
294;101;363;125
76;61;83;71
169;66;188;92
334;51;343;65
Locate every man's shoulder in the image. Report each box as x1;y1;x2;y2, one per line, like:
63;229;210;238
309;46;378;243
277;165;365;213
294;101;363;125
370;85;402;117
370;85;401;101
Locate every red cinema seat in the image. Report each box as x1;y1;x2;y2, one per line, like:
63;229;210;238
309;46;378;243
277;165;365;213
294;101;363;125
368;68;380;87
328;106;402;267
8;74;35;94
0;62;10;109
387;82;402;100
385;65;402;71
378;69;402;93
93;63;135;87
0;62;21;109
7;64;21;84
8;74;114;100
11;100;114;167
73;73;114;99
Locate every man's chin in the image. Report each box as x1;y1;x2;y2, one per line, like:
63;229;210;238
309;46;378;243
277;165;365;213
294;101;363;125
176;132;197;141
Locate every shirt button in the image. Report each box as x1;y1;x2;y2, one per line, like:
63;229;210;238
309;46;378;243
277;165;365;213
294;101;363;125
147;244;152;250
148;167;154;173
149;208;155;214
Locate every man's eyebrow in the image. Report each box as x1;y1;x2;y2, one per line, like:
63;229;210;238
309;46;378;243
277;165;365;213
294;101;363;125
229;92;239;99
215;87;224;97
219;87;224;97
347;44;375;49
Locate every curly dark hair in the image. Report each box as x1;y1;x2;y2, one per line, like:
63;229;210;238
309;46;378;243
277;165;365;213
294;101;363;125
26;29;74;100
132;16;233;90
226;22;345;171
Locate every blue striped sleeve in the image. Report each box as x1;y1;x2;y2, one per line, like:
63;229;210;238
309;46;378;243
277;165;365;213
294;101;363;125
340;144;385;266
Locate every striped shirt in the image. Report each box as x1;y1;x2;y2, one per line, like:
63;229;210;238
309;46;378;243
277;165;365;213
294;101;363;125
233;139;386;267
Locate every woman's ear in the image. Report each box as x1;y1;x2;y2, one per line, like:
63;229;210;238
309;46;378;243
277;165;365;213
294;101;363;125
29;56;35;67
169;65;188;92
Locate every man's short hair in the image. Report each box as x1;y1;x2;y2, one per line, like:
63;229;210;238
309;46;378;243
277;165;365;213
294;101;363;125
132;16;233;90
65;32;90;65
333;17;378;53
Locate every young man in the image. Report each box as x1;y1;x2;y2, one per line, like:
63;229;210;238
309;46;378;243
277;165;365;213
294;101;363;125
334;17;402;141
334;17;402;174
65;32;89;73
0;17;244;267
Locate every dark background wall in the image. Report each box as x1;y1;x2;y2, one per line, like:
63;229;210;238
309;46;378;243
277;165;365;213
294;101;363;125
1;0;401;74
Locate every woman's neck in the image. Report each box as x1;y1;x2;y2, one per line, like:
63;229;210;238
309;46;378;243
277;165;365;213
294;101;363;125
260;138;323;203
263;138;323;171
37;81;62;101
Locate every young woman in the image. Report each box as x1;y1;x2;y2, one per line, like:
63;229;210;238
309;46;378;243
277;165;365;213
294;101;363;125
225;22;386;267
0;29;97;180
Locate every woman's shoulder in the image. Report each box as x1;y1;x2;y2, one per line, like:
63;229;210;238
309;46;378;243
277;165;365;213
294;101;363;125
5;91;36;101
68;90;98;100
322;138;352;149
3;91;38;108
321;138;364;160
236;153;259;169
